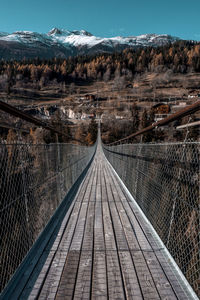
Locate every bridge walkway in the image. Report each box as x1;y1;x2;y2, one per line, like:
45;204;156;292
22;139;195;300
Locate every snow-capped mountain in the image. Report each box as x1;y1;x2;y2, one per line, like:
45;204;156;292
0;28;179;60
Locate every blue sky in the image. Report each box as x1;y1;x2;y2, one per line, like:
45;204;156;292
0;0;199;40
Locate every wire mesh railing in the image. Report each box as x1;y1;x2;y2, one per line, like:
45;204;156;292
103;141;200;296
0;142;96;293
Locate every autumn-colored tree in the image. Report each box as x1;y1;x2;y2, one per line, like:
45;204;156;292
60;60;67;78
6;129;18;160
130;103;140;132
30;65;40;82
7;129;17;143
86;118;98;144
85;132;93;145
74;125;84;144
141;109;155;142
30;128;44;144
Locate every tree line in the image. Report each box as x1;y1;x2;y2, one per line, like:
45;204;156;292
0;41;200;91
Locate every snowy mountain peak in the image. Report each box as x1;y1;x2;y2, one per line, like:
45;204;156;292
73;30;93;36
0;29;180;60
48;28;63;35
13;31;34;35
48;28;92;37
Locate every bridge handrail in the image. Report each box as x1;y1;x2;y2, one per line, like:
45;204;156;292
106;100;200;145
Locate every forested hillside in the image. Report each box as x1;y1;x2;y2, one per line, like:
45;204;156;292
0;41;200;91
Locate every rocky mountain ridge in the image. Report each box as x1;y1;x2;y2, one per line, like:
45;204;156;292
0;28;179;60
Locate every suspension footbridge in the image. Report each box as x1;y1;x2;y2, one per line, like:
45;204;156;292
0;101;199;299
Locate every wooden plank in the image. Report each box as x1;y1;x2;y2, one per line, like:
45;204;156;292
82;201;95;251
38;251;68;300
92;251;107;299
101;162;107;203
118;251;143;299
88;164;98;202
102;167;113;203
105;165;140;251
73;251;93;300
56;251;80;300
96;160;101;203
128;200;163;251
108;201;129;251
75;162;95;201
58;201;82;251
69;162;97;251
104;165;121;202
73;200;95;298
102;201;116;251
92;162;107;298
70;204;88;251
122;200;152;251
131;251;160;300
82;163;97;202
26;251;55;300
103;167;129;251
143;251;177;299
94;201;105;251
102;169;125;299
106;251;125;300
105;163;129;202
155;251;190;299
115;200;140;251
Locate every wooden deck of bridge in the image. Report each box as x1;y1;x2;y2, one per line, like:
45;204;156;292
24;142;195;300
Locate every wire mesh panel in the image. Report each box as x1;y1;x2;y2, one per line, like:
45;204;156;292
0;142;96;292
103;141;200;296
